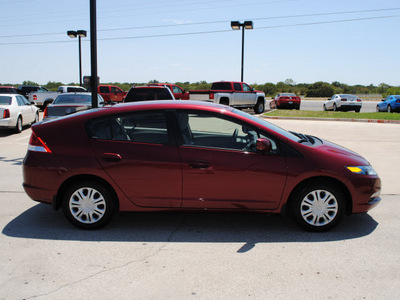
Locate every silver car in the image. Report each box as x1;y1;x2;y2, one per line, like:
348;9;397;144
323;94;362;112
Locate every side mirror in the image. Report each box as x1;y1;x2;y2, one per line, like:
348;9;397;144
256;138;272;153
381;99;385;102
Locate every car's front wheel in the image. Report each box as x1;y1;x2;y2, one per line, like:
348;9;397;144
291;181;345;232
376;105;380;112
62;181;115;229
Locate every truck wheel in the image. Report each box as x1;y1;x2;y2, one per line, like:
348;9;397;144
254;100;265;114
220;99;229;106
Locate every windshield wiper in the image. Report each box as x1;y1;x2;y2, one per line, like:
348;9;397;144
289;131;309;143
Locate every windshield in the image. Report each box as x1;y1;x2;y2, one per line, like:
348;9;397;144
234;109;301;142
53;94;92;105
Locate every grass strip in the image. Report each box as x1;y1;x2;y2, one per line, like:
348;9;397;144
264;110;400;121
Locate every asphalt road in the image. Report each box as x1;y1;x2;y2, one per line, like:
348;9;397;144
266;99;381;113
1;118;399;299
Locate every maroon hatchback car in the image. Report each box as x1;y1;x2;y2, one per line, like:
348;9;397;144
23;101;381;231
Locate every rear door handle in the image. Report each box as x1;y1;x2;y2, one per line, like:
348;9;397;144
188;161;209;170
100;153;122;162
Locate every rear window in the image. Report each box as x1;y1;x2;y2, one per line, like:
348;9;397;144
124;88;173;102
0;96;12;105
0;87;17;94
211;82;232;90
66;87;86;92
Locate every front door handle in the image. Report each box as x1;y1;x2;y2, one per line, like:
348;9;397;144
100;153;122;162
188;161;209;170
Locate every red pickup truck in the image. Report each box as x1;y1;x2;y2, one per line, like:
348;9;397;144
98;85;127;102
189;81;266;114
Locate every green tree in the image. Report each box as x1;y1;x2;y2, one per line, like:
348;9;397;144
22;80;39;86
383;87;400;97
44;81;64;91
306;81;334;97
261;82;277;96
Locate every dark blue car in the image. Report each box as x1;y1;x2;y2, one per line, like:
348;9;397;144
376;95;400;113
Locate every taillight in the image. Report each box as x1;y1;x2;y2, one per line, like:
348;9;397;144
33;95;37;101
43;107;48;117
357;99;362;102
3;109;10;118
209;92;214;100
28;131;52;153
396;100;400;103
341;98;347;101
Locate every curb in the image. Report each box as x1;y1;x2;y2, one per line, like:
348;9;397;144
261;115;400;124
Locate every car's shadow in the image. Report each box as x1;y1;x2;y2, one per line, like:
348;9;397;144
2;204;378;252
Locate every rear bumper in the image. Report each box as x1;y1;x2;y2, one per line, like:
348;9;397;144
0;118;16;128
337;103;362;110
277;102;300;108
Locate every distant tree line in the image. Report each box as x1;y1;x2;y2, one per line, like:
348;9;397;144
2;79;399;98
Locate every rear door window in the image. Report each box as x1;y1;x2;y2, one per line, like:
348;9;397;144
88;110;169;144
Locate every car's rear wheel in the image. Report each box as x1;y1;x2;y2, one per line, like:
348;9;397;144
355;108;361;113
33;111;39;124
333;103;338;111
388;105;392;113
254;99;265;114
15;116;22;133
291;182;345;232
62;181;115;229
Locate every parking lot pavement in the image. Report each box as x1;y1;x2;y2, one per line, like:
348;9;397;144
1;120;400;299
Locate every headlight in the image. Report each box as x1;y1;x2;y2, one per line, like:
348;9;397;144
346;165;377;175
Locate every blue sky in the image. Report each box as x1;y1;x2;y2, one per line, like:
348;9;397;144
1;0;399;86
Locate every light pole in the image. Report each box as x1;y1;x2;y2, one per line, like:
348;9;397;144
231;21;253;82
67;30;87;86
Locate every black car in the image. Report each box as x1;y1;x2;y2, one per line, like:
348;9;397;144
124;86;175;102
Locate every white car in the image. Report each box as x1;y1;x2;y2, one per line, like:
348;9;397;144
0;94;39;133
323;94;362;112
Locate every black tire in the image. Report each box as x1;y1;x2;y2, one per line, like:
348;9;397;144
254;99;265;114
376;105;380;112
33;111;39;124
355;108;361;113
333;103;338;111
62;180;116;229
291;181;345;232
15;116;22;133
388;105;392;113
323;104;327;111
220;98;229;106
